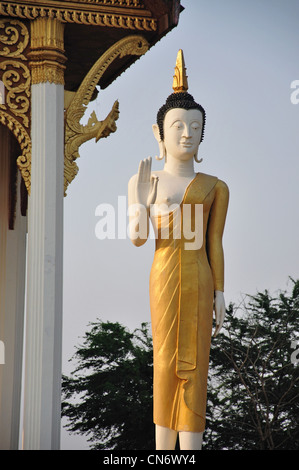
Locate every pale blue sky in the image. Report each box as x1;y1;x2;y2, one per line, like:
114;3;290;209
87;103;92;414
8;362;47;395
61;0;299;449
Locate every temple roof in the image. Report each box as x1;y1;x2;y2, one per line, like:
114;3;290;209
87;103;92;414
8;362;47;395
0;0;184;91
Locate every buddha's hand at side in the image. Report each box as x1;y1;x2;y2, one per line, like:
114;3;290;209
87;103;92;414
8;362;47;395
136;156;159;210
213;290;226;337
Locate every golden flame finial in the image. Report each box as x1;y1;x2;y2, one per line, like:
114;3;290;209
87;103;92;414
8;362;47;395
172;49;188;93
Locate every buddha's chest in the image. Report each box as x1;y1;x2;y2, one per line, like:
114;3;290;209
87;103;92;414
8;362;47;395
154;175;195;208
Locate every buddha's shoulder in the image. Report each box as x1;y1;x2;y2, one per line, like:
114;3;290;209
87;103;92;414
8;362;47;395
197;172;229;191
215;178;229;195
196;173;229;203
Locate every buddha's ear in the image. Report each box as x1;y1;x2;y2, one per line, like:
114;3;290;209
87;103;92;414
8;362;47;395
152;124;165;161
152;124;161;143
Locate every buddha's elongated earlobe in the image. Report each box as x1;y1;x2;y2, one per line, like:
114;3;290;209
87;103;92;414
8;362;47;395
155;140;166;161
153;124;165;161
194;149;203;164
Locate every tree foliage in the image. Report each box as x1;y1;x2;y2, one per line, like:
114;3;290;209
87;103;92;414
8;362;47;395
62;321;154;450
205;278;299;450
62;279;299;450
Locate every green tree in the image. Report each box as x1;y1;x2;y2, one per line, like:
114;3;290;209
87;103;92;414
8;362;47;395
62;321;154;450
205;278;299;450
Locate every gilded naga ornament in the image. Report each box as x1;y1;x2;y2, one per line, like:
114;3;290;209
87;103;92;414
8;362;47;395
64;34;149;195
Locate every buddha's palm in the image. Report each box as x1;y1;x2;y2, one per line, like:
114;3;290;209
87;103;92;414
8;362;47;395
136;157;159;209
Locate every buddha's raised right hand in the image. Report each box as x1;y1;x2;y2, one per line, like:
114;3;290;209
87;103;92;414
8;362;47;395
136;156;159;210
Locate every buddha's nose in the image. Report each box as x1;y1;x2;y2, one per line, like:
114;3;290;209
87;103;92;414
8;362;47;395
182;125;192;138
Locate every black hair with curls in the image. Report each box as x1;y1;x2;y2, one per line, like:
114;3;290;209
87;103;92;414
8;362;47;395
156;92;206;142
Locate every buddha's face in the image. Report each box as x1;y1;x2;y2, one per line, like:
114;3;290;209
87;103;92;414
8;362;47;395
163;108;203;161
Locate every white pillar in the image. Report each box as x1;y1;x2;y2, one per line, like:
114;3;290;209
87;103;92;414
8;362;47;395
22;81;64;449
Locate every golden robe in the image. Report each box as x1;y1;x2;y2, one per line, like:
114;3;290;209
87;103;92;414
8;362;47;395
149;172;229;432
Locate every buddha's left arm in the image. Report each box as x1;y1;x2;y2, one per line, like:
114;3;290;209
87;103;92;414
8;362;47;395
207;180;229;292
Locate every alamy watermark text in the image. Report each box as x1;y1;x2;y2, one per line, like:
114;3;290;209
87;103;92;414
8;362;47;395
95;196;203;250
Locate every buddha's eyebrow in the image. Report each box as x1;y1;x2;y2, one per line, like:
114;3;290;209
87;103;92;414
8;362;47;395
169;119;182;127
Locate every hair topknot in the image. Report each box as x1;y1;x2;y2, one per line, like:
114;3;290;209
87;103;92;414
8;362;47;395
156;92;206;142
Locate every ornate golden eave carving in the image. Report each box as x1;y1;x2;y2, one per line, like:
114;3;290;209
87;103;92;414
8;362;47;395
62;1;143;6
0;1;157;31
0;17;66;194
0;18;31;193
